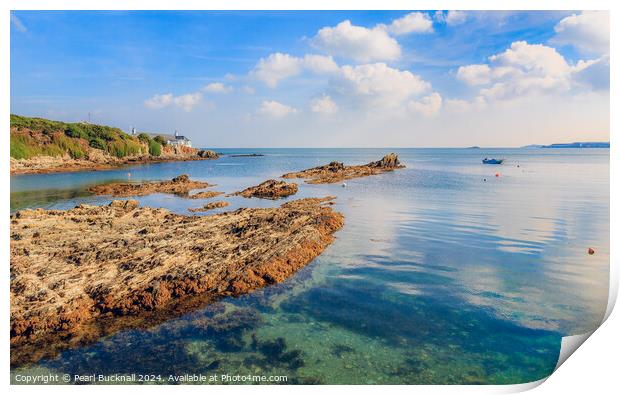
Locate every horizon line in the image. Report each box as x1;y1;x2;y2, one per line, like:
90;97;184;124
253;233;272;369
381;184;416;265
198;145;610;150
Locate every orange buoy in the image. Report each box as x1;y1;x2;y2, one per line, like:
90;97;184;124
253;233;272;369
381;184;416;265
588;248;595;255
495;173;500;177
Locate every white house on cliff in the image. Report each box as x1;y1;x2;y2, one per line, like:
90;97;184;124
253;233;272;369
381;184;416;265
132;128;192;148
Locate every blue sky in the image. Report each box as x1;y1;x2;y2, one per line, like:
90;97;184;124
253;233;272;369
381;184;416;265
10;11;609;147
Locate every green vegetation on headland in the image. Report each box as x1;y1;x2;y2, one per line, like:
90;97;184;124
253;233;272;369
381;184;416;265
10;114;162;160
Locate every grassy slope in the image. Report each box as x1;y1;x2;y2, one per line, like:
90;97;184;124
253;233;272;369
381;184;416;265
10;114;163;160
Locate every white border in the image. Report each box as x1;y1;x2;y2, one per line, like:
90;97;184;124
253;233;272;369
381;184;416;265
2;1;617;394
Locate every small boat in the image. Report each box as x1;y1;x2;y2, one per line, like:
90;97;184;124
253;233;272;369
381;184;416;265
482;158;504;164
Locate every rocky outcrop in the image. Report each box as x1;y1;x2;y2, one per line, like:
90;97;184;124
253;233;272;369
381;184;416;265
230;153;265;157
282;153;405;184
367;153;401;168
197;149;219;159
233;179;299;199
88;174;212;198
189;201;230;212
10;197;343;364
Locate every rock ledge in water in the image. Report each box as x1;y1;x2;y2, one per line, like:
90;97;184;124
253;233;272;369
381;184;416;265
282;153;405;184
10;197;343;365
88;174;212;197
233;179;299;199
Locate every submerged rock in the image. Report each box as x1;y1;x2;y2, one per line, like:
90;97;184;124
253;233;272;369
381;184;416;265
10;197;343;365
88;174;212;197
233;179;299;200
247;335;305;370
189;201;230;212
282;153;405;184
230;153;265;157
189;190;224;199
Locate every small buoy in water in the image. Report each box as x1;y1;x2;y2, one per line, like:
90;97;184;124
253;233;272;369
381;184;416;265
342;182;347;187
495;173;500;177
517;164;520;168
588;247;595;255
127;172;131;178
483;178;487;182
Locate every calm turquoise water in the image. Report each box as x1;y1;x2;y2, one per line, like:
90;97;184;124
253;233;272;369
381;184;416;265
10;148;609;384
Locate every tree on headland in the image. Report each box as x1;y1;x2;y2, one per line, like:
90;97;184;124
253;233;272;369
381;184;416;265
154;135;168;146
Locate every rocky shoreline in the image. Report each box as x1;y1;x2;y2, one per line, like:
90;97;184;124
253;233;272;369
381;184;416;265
282;153;404;184
10;197;343;365
10;153;404;366
10;149;219;175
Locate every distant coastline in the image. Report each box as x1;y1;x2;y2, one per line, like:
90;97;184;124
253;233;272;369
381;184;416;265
522;142;610;149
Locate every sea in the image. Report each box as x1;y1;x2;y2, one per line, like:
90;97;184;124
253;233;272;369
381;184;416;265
10;148;610;384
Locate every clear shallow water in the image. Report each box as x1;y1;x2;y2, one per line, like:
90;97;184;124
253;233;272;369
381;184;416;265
10;148;609;384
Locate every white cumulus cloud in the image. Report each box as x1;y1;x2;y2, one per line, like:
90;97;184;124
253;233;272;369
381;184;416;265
408;92;442;117
144;93;174;109
572;55;610;90
456;64;491;86
302;54;340;74
552;11;609;55
330;63;431;108
173;93;203;112
144;92;203;112
203;82;233;93
455;40;609;104
382;12;433;35
252;53;339;87
446;11;468;25
480;41;572;100
311;20;401;62
258;100;298;118
252;53;302;88
310;95;338;114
